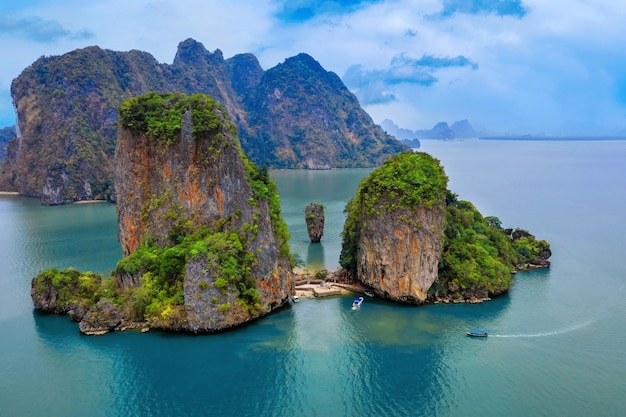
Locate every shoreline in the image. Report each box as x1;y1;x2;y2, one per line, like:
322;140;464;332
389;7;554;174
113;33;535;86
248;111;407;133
293;269;372;299
72;199;109;204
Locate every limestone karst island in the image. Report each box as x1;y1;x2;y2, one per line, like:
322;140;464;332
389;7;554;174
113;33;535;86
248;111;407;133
30;92;550;335
19;41;551;335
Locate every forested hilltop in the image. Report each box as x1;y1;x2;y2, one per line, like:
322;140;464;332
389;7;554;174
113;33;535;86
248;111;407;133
1;38;406;204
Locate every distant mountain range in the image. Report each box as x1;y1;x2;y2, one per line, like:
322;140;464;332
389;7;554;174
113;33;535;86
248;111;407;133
0;39;406;204
381;119;484;143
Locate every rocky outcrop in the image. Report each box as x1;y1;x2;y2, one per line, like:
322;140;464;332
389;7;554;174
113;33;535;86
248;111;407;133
305;203;324;243
505;228;552;269
450;119;479;138
78;298;122;335
340;151;448;304
30;268;99;320
114;92;294;332
3;38;406;204
241;53;407;168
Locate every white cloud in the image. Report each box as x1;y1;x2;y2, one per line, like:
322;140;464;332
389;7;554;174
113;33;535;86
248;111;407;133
1;0;626;135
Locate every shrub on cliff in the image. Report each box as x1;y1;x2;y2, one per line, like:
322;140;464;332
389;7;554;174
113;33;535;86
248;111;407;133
436;195;515;298
119;92;225;143
113;226;265;323
31;268;102;314
434;192;551;299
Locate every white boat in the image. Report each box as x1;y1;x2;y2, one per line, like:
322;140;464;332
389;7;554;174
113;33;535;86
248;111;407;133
364;291;374;297
352;296;364;309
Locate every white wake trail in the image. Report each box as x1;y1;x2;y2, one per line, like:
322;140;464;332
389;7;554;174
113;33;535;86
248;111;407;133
492;319;594;338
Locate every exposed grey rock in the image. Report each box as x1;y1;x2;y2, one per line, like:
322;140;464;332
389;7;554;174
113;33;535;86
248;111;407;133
79;298;122;335
305;203;324;243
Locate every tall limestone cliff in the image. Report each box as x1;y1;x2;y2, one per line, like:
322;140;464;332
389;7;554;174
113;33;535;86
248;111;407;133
114;92;294;332
2;38;406;204
340;151;448;303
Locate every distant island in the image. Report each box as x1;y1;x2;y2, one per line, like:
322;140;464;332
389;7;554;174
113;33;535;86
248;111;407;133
480;135;626;141
381;119;485;141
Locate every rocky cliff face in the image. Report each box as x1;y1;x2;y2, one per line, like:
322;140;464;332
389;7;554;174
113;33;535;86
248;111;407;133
241;53;406;168
357;204;445;302
3;38;406;204
4;46;167;202
340;151;448;304
115;92;293;332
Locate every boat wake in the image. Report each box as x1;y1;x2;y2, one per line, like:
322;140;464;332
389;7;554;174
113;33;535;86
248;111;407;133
492;320;594;338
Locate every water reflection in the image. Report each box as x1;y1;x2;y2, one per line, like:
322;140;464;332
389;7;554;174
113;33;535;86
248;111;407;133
306;242;325;271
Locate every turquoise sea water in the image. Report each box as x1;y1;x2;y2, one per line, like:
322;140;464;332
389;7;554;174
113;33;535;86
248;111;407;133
1;139;625;416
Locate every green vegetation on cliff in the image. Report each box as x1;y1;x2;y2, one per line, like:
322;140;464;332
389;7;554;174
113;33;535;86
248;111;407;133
32;222;267;324
436;194;514;297
355;151;447;215
32;268;102;311
119;92;228;143
245;161;292;260
435;192;551;299
340;151;448;272
114;225;263;323
340;151;551;300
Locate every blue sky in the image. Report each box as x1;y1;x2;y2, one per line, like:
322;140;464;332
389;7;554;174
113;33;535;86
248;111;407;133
1;0;626;135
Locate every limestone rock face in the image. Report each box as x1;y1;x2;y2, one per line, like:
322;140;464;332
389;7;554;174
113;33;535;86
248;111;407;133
79;298;122;335
115;92;294;332
115;106;251;256
305;203;324;243
357;203;445;303
340;151;448;304
31;275;62;313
